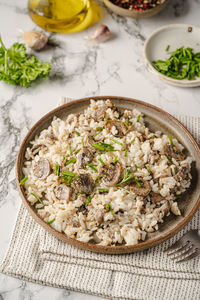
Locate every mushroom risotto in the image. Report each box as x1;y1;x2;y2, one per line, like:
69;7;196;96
21;99;192;246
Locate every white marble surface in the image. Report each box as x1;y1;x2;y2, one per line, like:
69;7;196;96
0;0;200;299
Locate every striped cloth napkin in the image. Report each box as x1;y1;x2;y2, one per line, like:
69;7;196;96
1;99;200;300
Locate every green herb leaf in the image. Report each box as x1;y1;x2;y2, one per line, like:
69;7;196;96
166;45;170;51
87;163;98;172
131;138;135;144
124;149;128;157
98;188;109;193
111;138;123;146
146;166;151;173
134;164;138;170
96;175;102;182
118;168;134;185
48;218;55;224
106;203;114;215
174;166;178;174
75;130;80;136
96;127;104;131
135;179;142;187
86;195;91;205
65;158;77;165
73;148;81;155
113;155;118;164
20;176;28;185
54;164;60;176
92;142;116;152
168;136;174;147
67;144;72;155
0;37;51;87
98;158;105;165
62;170;75;177
166;156;174;165
137;114;141;122
31;192;44;205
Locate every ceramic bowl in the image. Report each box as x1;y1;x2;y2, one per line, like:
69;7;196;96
144;24;200;87
104;0;167;19
16;96;200;254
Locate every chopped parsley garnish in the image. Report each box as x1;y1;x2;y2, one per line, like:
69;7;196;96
62;170;75;177
113;155;118;164
31;193;44;205
20;176;28;185
146;166;151;173
168;136;174;147
137;114;141;122
124;149;128;157
65;158;77;165
81;138;84;146
98;188;109;193
75;130;80;136
73;148;81;155
98;158;105;165
54;164;60;176
86;195;91;205
87;163;98;172
92;142;116;152
47;218;55;224
111;138;123;146
106;203;114;215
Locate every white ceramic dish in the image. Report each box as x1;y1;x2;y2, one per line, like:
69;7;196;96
143;24;200;87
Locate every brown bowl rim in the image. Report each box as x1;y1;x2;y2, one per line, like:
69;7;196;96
16;96;200;254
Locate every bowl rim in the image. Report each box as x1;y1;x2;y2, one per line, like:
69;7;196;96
143;23;200;87
16;96;200;254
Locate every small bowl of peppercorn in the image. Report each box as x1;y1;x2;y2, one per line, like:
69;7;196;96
104;0;168;19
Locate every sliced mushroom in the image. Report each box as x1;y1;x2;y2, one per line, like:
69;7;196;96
174;164;190;182
160;201;170;217
77;204;87;215
130;179;151;197
106;120;127;137
54;184;72;202
31;144;46;156
165;144;185;161
150;192;164;204
33;158;50;180
72;174;95;194
94;101;116;120
95;209;105;224
77;147;94;168
100;162;122;187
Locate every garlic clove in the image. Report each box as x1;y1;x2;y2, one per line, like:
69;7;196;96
90;24;111;43
20;31;48;50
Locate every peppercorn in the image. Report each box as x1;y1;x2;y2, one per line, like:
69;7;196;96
110;0;161;11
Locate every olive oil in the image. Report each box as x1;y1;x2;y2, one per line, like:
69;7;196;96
28;0;100;33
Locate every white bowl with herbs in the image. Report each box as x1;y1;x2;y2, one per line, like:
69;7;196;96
144;24;200;87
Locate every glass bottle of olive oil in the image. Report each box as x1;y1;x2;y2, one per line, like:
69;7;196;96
28;0;100;33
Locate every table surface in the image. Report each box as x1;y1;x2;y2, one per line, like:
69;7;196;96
0;0;200;299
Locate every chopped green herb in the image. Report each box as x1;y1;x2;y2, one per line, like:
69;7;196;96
0;37;51;87
113;155;118;164
65;158;77;165
92;142;115;152
98;158;105;165
98;225;104;229
168;136;174;147
131;138;135;144
166;45;170;51
81;138;84;146
152;47;200;81
73;148;81;155
146;166;151;173
20;176;28;185
77;192;82;197
134;164;138;170
137;114;141;122
118;168;134;185
93;132;101;138
135;179;142;187
31;193;44;205
125;119;131;127
67;144;72;155
54;164;60;176
111;138;123;146
75;130;80;136
150;135;155;139
175;194;181;199
62;170;75;177
98;188;109;193
96;175;102;182
96;127;104;131
86;195;91;206
117;186;133;194
63;154;69;163
48;218;55;224
87;163;98;172
166;156;174;165
106;203;114;215
124;149;128;157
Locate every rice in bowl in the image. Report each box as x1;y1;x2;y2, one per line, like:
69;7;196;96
21;99;192;246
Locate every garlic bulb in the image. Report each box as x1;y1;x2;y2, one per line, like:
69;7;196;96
90;24;111;43
20;30;48;50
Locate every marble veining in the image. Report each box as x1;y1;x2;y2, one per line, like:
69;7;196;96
0;0;200;299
